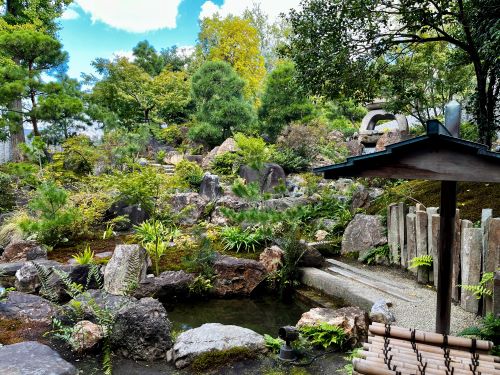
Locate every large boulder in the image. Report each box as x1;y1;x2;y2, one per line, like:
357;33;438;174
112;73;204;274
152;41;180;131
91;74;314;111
238;163;286;193
370;299;395;324
0;291;57;324
375;130;408;151
133;270;194;302
200;172;223;200
296;306;369;348
0;341;77;375
261;196;311;211
0;240;46;263
71;289;136;322
70;320;105;352
111;297;173;361
341;214;387;259
350;185;384;212
104;244;149;296
345;139;364;156
217;137;238;154
299;244;325;268
259;246;284;273
212;255;267;297
106;201;149;231
170;193;209;226
172;323;265;369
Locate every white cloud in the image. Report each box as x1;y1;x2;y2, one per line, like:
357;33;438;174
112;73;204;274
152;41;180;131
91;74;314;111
176;45;195;58
75;0;183;33
61;7;80;20
112;50;135;61
199;0;301;21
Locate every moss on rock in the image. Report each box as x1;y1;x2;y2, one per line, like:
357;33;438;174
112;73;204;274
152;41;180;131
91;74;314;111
191;347;257;372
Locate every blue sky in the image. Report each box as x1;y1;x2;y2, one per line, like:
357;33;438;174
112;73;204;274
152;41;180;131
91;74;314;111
58;0;301;79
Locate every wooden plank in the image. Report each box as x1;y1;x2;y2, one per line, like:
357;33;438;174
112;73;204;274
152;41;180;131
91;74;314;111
398;202;408;267
461;227;483;314
406;213;417;274
388;203;400;264
431;214;441;287
415;210;429;284
484;218;500;314
452;209;461;302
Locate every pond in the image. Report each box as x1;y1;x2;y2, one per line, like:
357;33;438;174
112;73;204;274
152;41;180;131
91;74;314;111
167;295;310;336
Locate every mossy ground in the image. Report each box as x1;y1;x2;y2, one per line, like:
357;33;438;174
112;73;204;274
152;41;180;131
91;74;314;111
190;347;258;373
367;180;500;222
0;317;49;345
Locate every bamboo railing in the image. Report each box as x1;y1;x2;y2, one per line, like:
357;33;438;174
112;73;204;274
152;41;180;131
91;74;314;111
353;323;499;375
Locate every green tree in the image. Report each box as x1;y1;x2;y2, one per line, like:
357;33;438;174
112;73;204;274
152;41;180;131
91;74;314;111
0;0;71;159
0;26;68;136
189;61;256;147
258;61;314;141
198;15;265;100
37;75;85;142
286;0;500;146
132;41;192;76
88;57;191;130
383;43;475;126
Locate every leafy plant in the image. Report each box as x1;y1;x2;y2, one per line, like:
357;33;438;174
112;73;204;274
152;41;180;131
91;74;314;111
234;133;271;171
189;275;213;296
300;322;346;349
220;226;267;253
264;334;284;354
0;172;15;213
360;244;390;265
174;159;204;189
210;151;240;176
409;255;433;269
72;245;95;265
460;271;495;299
19;182;79;246
135;219;180;275
102;224;115;240
460;313;500;355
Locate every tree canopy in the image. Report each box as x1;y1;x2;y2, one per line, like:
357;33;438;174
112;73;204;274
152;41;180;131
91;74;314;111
286;0;500;146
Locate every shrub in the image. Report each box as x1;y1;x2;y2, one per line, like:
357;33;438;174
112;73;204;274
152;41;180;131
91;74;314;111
188;122;223;149
210;152;240;176
159;125;184;147
360;244;390;265
174;159;204;189
271;147;311;173
72;245;95;265
1;162;39;188
234;133;271;171
0;172;15;213
19;182;79;246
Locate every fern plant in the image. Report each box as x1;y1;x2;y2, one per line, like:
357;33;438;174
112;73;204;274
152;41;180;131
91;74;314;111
220;226;268;253
300;322;346;349
360;244;390;265
72;245;95;265
409;255;433;269
460;313;500;355
460;271;495;299
264;334;284;354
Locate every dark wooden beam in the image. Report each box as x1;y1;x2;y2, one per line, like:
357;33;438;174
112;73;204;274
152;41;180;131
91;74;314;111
436;181;457;334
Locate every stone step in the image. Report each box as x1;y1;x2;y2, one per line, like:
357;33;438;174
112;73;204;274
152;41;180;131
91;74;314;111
325;266;418;303
325;258;412;291
300;267;396;312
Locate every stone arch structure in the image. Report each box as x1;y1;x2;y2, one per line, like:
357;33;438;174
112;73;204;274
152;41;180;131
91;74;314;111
360;110;409;133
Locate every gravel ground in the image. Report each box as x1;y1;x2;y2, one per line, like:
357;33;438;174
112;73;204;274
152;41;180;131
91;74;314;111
343;261;482;335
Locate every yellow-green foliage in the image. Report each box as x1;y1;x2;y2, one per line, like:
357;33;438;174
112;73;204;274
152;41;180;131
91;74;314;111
159;125;184;147
0;211;29;247
174;160;204;189
190;347;257;372
409;255;433;269
234;133;271;170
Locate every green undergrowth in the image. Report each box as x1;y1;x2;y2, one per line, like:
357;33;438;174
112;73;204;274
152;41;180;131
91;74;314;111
367;180;500;222
191;347;258;372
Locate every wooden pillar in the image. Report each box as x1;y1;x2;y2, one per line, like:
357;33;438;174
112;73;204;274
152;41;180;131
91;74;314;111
435;181;457;335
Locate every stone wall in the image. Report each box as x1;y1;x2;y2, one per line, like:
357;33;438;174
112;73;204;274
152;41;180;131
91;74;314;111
387;203;499;316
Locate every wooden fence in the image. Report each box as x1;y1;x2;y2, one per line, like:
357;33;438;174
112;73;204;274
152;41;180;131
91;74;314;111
387;203;499;316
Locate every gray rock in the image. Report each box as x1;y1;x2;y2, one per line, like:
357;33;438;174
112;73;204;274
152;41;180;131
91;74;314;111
299;244;325;268
213;255;267;297
170;193;209;226
172;323;265;369
370;299;395;324
111;297;173;361
0;240;46;263
72;289;136;321
341;214;387;260
210;195;249;226
133;270;194;302
262;196;311;210
106;201;149;231
0;341;76;375
200;172;223;200
0;291;57;323
350;185;385;212
238;163;286;193
104;244;149;296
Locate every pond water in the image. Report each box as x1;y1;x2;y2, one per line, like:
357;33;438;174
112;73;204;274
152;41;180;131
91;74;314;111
167;295;310;336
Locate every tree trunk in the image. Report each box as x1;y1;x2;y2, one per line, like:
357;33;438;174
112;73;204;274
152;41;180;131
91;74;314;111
8;98;25;161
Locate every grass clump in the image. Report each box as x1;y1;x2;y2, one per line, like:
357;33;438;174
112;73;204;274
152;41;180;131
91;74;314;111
190;347;257;372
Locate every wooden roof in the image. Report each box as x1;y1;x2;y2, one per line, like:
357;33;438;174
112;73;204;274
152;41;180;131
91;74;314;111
314;121;500;183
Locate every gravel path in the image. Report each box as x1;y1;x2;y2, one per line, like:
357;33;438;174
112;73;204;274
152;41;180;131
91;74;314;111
345;262;482;335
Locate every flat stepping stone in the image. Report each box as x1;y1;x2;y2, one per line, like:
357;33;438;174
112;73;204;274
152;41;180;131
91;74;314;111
0;341;76;375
